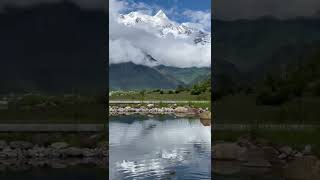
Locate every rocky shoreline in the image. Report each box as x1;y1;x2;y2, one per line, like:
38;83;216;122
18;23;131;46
109;104;209;116
0;140;107;170
213;135;320;179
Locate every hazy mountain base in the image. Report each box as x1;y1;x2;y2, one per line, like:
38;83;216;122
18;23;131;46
109;62;211;90
154;65;211;85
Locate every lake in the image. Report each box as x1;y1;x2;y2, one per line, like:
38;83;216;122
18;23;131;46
109;114;211;180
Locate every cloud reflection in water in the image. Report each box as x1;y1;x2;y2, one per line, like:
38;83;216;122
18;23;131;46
109;116;211;180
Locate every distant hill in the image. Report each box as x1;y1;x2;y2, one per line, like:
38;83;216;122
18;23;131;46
109;62;212;90
154;65;211;85
109;63;184;90
214;17;320;71
253;41;320;77
0;2;107;94
212;58;245;95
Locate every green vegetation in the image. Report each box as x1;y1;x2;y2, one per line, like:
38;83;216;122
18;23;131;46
110;78;211;110
215;93;320;124
255;51;320;106
110;78;211;101
110;90;210;100
190;78;211;95
155;65;210;85
0;94;106;123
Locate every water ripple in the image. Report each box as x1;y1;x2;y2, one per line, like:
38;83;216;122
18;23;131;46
109;115;211;180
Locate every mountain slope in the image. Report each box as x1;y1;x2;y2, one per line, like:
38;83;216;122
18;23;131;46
253;41;320;76
214;18;320;71
254;42;320;105
109;63;183;90
109;62;212;90
155;65;211;85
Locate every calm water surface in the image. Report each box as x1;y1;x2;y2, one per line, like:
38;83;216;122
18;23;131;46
109;115;211;180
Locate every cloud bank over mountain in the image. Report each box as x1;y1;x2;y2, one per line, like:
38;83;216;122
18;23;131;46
0;0;105;12
109;0;211;68
214;0;320;20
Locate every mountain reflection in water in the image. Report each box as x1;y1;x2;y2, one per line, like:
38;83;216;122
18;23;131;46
109;115;211;180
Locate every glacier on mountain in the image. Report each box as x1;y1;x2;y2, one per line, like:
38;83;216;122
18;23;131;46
117;10;211;46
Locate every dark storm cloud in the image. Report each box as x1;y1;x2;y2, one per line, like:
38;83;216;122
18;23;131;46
0;0;105;11
214;0;320;20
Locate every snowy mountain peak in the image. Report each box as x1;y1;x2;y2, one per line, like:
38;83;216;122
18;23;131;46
117;10;211;46
154;10;168;19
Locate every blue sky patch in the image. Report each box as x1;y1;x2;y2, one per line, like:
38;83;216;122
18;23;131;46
125;0;211;23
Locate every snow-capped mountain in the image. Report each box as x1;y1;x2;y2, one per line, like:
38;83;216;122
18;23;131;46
117;10;211;46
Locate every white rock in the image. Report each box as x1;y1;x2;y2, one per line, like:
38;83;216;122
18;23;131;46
147;104;154;108
50;142;69;149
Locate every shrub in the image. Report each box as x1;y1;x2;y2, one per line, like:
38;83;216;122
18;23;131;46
175;85;185;92
139;90;146;96
313;82;320;96
18;95;46;106
256;89;289;106
245;87;254;95
190;88;202;95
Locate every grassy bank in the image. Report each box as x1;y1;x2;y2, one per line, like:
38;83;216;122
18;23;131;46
0;94;106;123
214;93;320;124
110;89;211;110
110;91;211;101
110;100;211;111
110;77;211;101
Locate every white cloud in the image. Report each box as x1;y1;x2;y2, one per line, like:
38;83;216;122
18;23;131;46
109;0;211;68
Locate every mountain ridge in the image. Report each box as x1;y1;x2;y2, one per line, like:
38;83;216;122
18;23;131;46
117;10;211;46
109;62;213;90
